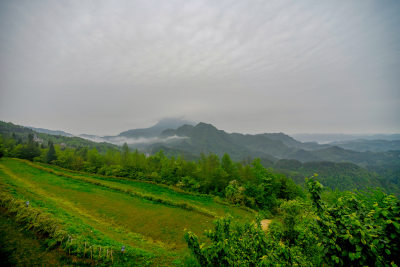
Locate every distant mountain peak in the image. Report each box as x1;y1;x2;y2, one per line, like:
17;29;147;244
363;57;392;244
195;122;218;130
27;126;74;137
153;118;195;129
119;118;195;137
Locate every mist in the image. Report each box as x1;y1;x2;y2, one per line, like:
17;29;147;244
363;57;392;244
80;134;188;146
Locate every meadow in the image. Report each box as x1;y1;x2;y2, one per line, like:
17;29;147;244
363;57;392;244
0;158;254;266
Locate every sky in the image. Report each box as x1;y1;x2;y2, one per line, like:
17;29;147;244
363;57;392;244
0;0;399;136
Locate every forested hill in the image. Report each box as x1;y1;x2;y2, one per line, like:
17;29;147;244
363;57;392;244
26;126;74;137
157;122;400;166
119;117;195;138
1;120;399;195
0;121;118;153
273;159;400;195
329;139;400;152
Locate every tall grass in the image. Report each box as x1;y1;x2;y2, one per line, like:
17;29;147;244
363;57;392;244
0;191;154;265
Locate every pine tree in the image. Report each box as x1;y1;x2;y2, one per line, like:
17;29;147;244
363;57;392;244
121;142;130;166
46;141;57;163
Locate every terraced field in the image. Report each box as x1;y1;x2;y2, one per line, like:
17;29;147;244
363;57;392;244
0;158;254;265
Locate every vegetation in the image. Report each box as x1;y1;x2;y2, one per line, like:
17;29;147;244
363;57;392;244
0;158;255;265
274;159;396;193
0;129;302;211
0;121;117;153
2;120;399;196
185;176;400;266
1;122;399;265
0;210;76;266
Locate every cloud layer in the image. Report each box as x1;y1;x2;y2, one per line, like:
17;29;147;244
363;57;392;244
81;134;188;146
0;0;399;134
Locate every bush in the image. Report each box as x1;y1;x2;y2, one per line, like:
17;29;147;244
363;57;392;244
307;177;400;266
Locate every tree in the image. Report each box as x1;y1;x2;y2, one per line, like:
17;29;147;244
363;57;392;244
307;177;400;266
46;141;57;163
121;142;130;166
184;212;320;266
225;180;245;205
0;141;4;159
16;134;40;161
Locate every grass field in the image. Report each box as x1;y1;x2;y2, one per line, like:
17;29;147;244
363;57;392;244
0;158;255;265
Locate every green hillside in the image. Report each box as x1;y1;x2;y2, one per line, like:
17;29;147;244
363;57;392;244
0;121;117;153
273;159;399;194
0;158;254;265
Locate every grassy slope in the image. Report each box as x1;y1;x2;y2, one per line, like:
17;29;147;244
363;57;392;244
30;160;253;218
0;211;63;266
0;210;97;266
0;158;254;265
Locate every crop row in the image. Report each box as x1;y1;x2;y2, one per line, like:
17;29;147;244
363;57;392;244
34;160;211;198
22;159;217;218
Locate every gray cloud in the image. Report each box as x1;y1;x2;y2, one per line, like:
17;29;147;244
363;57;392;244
0;0;399;135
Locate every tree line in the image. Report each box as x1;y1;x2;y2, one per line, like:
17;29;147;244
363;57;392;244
0;134;302;211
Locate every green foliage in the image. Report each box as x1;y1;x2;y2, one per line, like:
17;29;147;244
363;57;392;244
0;157;255;265
10;134;41;161
307;177;400;266
185;216;269;266
185;205;322;266
0;121;117;153
46;140;57;163
225;180;246;205
2;129;302;212
185;177;399;266
0;191;120;264
276;159;400;196
23;159;217;218
2;121;399;265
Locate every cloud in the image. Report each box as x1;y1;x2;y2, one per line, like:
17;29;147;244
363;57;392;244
80;134;188;146
0;0;399;134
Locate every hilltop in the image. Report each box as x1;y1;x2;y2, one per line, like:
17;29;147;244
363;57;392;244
1;120;399;194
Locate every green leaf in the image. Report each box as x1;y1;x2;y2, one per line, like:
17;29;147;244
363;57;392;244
349;252;355;261
392;221;400;230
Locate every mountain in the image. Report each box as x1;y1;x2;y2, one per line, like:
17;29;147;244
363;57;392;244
78;134;106;143
0;121;117;153
118;118;194;138
329;139;400;152
27;126;74;137
273;159;400;195
153;122;400;167
2;120;399;195
160;123;331;159
160;123;250;159
16;120;400;171
76;118;195;146
147;122;400;194
159;122;278;162
292;133;400;144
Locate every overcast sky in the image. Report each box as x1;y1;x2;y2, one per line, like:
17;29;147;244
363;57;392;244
0;0;399;135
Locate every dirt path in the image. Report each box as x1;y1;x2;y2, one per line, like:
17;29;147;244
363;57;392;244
260;219;272;231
